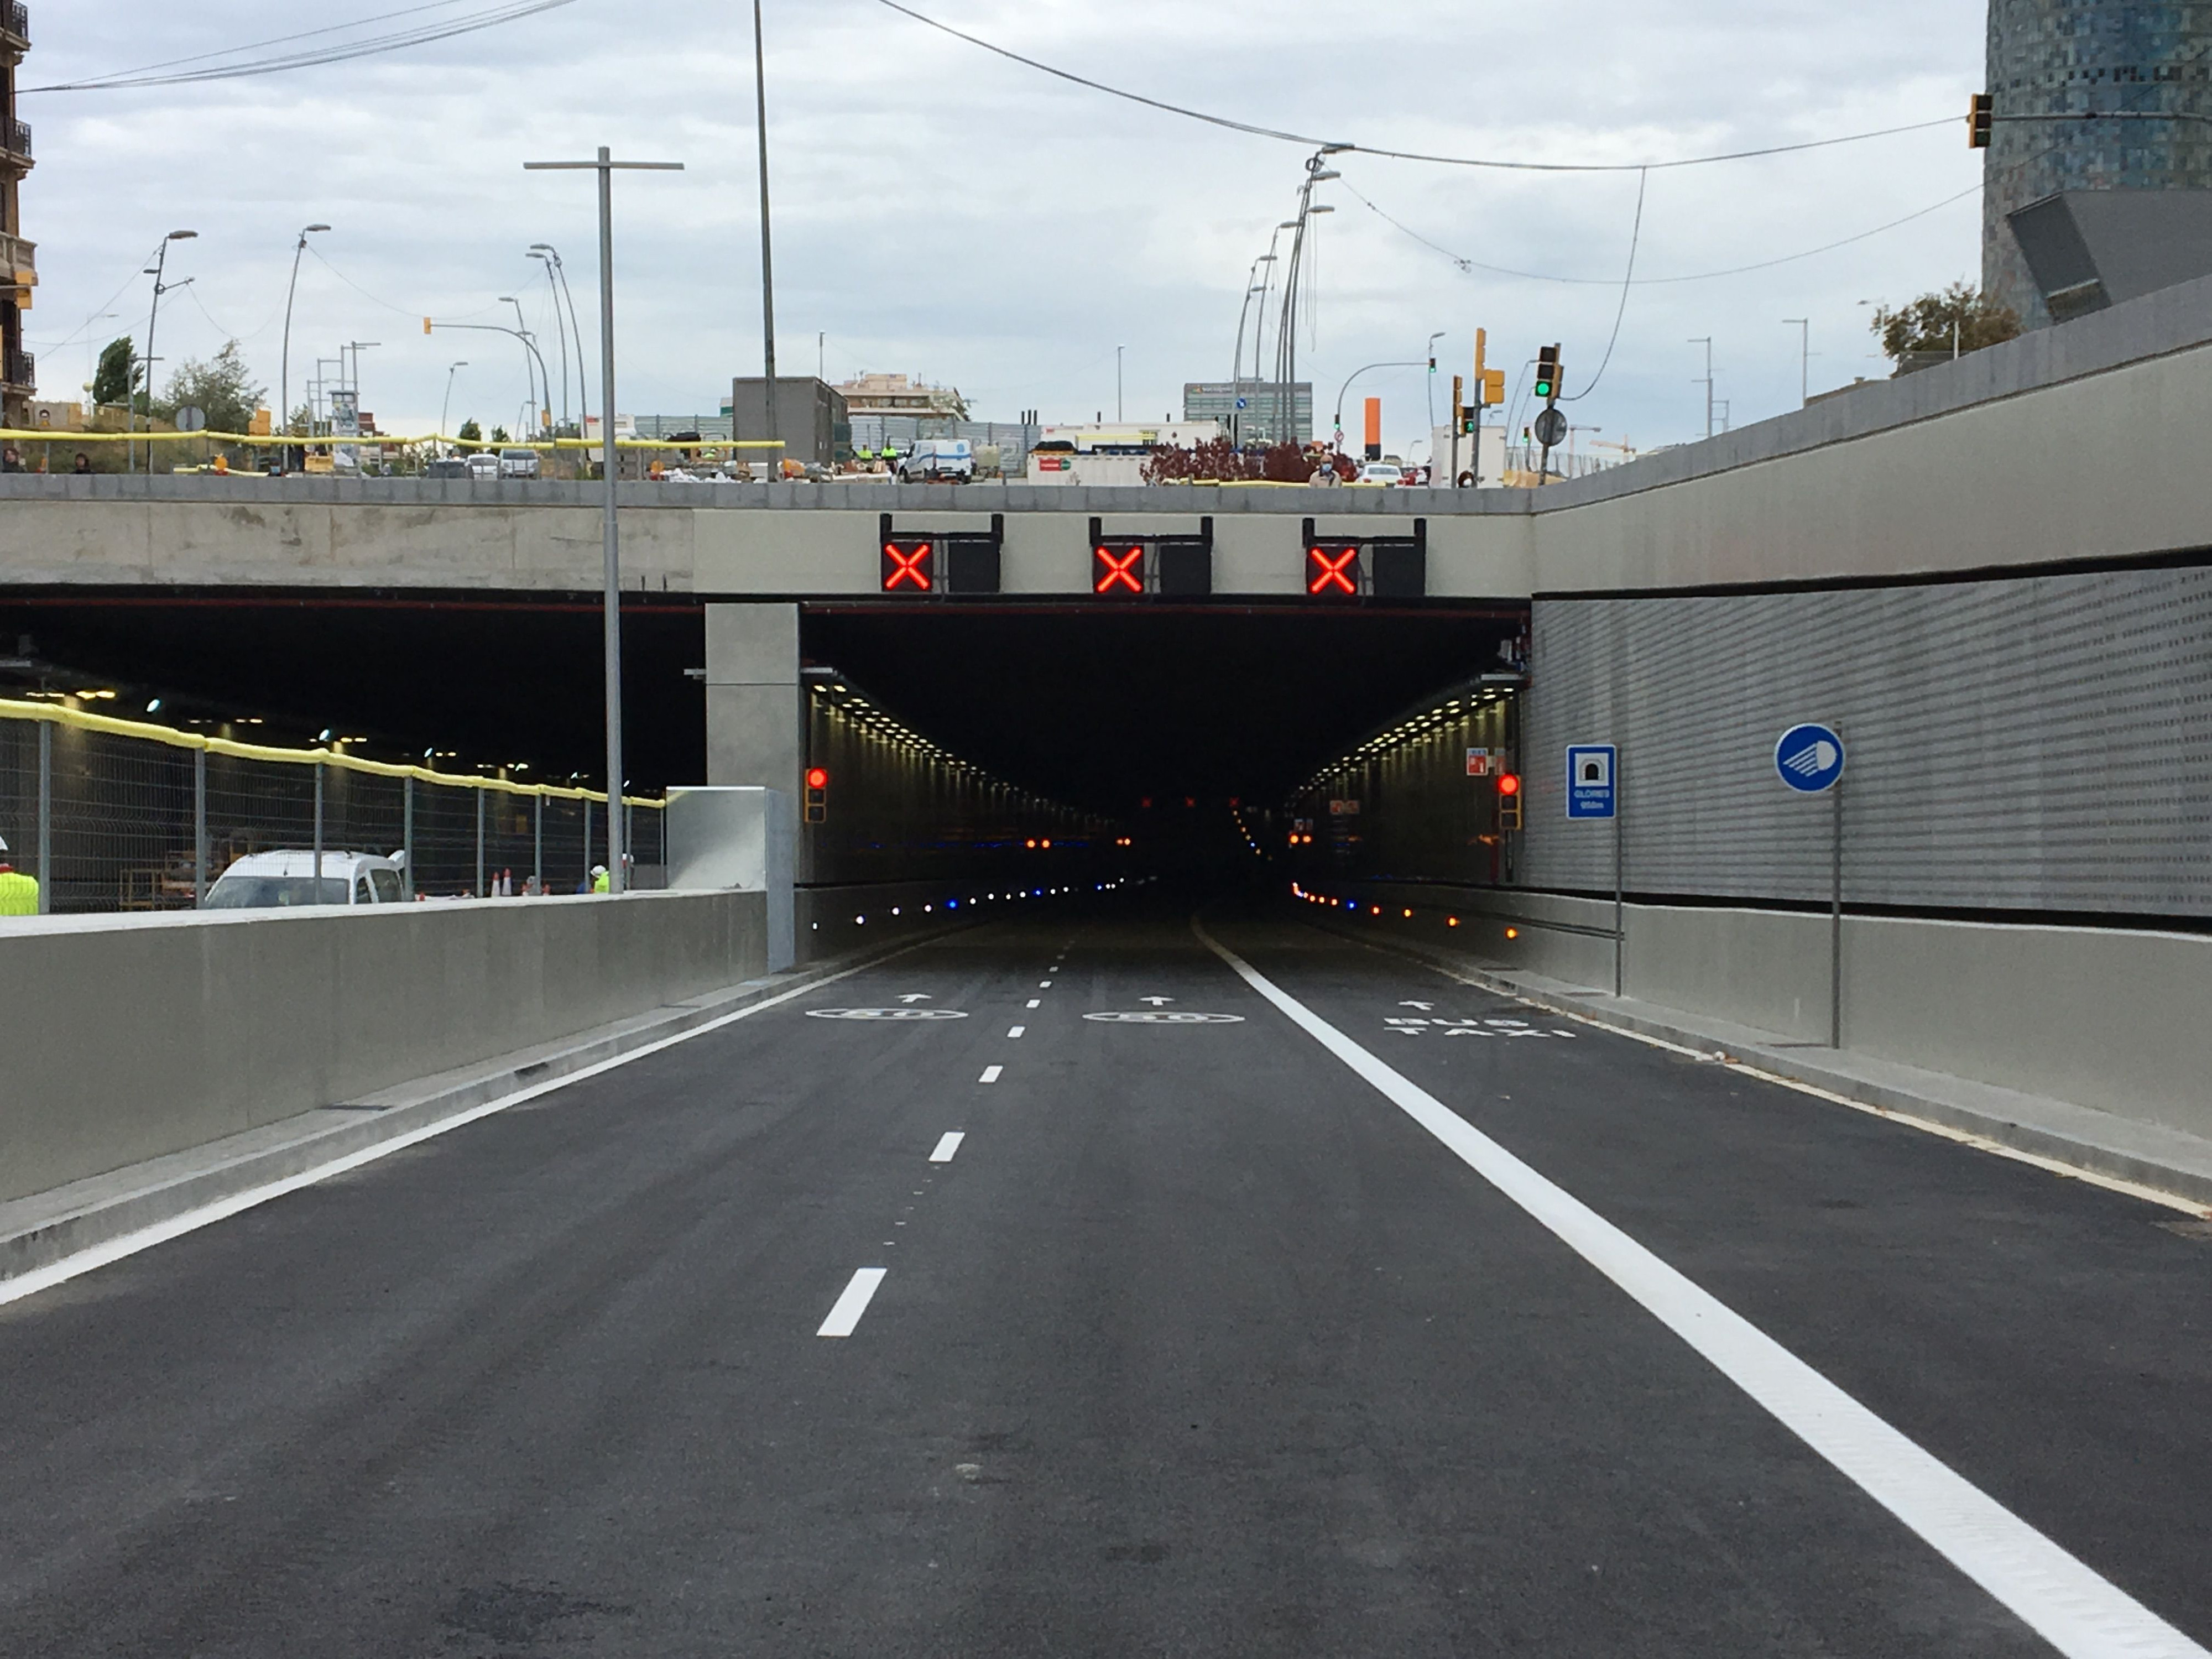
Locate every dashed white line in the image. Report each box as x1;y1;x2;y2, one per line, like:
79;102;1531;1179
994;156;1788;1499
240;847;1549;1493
1039;980;1053;988
1009;1025;1026;1039
1026;999;1042;1010
979;1065;1004;1084
817;1267;888;1338
1195;922;2212;1659
930;1131;966;1164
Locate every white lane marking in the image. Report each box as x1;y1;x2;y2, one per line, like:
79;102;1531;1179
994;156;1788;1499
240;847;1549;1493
1026;999;1042;1010
979;1065;1004;1084
1008;1025;1026;1039
1194;922;2211;1659
817;1267;888;1338
0;947;917;1312
1039;980;1053;988
930;1132;965;1164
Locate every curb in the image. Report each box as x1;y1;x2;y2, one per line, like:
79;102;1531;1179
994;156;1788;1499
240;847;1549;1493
1;926;967;1289
1302;911;2212;1214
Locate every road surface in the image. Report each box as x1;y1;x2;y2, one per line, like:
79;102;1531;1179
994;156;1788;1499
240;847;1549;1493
3;899;2208;1656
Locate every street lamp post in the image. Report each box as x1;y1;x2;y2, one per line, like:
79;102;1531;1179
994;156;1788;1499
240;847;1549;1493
528;249;572;430
1115;346;1124;423
1689;336;1714;439
498;296;542;432
1425;330;1445;434
1229;253;1275;450
1782;318;1811;407
523;147;685;896
441;362;468;446
135;230;196;474
279;225;331;471
531;244;589;428
752;0;780;466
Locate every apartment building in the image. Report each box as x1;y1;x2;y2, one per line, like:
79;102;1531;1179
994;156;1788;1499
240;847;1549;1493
1;3;33;430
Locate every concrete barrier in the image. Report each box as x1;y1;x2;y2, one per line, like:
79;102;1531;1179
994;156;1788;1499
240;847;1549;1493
0;891;769;1205
1310;880;2212;1145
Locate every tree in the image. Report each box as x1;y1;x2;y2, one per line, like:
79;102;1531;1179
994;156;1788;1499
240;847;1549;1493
153;342;266;435
489;425;510;445
92;336;138;409
1871;282;2020;368
456;418;483;446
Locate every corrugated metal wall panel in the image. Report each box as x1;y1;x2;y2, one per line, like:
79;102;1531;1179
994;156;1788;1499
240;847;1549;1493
1523;567;2212;915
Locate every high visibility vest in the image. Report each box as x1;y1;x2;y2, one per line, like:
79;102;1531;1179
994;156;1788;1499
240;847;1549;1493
0;870;40;916
593;870;611;894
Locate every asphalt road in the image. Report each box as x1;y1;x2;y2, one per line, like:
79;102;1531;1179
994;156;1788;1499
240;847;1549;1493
3;896;2208;1657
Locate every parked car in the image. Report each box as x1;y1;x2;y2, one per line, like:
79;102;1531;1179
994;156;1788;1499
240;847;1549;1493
1354;462;1405;486
898;439;975;483
423;456;472;479
202;850;408;910
498;447;542;480
465;451;501;481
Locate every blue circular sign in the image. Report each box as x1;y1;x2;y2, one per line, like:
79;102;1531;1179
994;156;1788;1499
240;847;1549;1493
1775;723;1845;793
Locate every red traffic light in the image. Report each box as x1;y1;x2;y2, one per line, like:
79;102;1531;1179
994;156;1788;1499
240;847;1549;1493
806;767;830;791
1497;773;1522;797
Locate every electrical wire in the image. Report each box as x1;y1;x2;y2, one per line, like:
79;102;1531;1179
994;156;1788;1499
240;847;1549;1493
303;245;498;324
27;1;577;93
1562;168;1645;401
870;0;1957;174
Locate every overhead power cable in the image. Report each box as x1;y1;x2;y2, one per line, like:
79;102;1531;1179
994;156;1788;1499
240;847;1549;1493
870;0;1955;173
27;0;577;93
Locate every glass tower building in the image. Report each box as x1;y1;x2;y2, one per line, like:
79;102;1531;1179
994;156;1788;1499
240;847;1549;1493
1985;0;2212;327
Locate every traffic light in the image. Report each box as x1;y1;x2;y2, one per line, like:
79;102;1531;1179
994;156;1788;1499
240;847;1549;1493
1306;542;1361;599
1533;345;1562;404
1092;541;1145;597
1482;369;1505;405
881;539;935;592
1498;771;1523;830
805;766;830;824
1969;92;1994;148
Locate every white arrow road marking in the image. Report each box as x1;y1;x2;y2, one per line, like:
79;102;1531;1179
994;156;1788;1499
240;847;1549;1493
818;1268;888;1338
896;994;933;1005
1400;1000;1437;1011
1140;996;1176;1007
1194;920;2212;1659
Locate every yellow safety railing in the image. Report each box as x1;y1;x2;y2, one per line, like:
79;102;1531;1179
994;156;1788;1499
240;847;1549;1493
0;429;783;454
0;698;660;808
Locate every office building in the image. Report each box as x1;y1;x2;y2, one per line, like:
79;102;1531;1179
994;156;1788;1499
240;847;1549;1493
1182;381;1311;447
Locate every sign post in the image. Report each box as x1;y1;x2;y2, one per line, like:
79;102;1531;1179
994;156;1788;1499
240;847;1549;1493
1774;723;1846;1047
1566;744;1621;994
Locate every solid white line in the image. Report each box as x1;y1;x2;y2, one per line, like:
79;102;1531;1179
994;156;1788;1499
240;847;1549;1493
0;950;910;1312
1193;922;2210;1659
979;1065;1003;1084
1008;1025;1026;1039
929;1131;965;1164
817;1266;888;1337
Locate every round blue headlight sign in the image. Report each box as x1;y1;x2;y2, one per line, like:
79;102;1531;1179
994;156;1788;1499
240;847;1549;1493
1775;723;1845;793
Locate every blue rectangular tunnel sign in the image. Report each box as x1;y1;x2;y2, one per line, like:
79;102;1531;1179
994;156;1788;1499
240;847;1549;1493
1566;745;1617;820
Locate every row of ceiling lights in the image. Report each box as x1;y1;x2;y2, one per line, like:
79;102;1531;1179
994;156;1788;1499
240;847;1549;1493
1293;686;1517;796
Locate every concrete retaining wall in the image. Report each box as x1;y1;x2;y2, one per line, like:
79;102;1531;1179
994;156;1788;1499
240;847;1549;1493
1316;879;2212;1143
0;891;769;1204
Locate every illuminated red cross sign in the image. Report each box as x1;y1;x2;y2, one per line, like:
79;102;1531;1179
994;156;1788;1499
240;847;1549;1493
881;540;935;593
1307;544;1360;598
1093;544;1145;597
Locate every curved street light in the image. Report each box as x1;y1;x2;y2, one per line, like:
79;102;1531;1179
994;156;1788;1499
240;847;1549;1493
1332;359;1427;452
134;230;197;474
440;361;468;445
279;225;331;465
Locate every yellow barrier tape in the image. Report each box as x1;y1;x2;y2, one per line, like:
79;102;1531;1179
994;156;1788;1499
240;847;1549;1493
0;429;784;452
0;700;660;808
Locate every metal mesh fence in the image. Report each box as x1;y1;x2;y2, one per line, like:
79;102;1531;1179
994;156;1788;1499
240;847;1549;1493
0;703;665;916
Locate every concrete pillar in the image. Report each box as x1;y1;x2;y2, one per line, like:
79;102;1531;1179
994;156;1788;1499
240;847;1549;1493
706;600;809;885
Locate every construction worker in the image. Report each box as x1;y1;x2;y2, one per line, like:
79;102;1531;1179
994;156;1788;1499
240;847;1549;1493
0;836;39;916
591;862;611;895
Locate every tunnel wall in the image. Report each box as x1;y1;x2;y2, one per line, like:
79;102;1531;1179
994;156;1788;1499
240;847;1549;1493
1300;878;2212;1146
0;891;770;1206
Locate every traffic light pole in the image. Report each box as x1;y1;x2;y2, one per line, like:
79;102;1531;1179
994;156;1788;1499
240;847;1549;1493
1614;753;1626;998
1830;775;1844;1048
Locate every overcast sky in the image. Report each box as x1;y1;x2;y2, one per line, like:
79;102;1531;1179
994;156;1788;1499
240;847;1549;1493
19;0;1987;457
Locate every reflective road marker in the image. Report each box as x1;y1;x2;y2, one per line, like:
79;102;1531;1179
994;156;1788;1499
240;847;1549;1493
817;1267;888;1338
929;1132;965;1164
1195;922;2212;1659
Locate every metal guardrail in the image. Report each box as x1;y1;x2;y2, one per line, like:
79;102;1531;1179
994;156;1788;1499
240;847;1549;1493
0;700;665;915
4;119;29;162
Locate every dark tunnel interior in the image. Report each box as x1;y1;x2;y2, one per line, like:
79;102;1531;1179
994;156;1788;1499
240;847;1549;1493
2;595;1524;833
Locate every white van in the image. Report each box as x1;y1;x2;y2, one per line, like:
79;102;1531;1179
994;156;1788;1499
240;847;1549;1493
203;851;408;910
898;439;974;483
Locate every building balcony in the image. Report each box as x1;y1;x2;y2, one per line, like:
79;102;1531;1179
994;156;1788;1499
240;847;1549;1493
1;3;26;53
1;229;34;296
3;347;33;393
1;119;29;170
